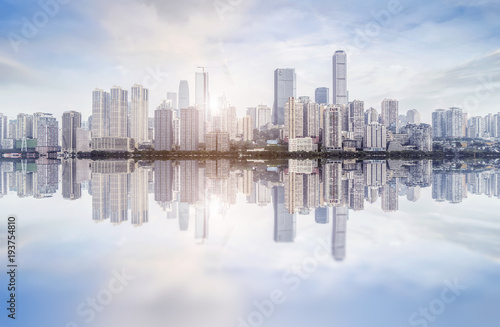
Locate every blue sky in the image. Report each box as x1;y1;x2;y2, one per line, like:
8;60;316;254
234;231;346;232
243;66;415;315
1;0;500;122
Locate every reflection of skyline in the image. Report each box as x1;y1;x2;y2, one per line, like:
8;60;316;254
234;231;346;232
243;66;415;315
1;159;500;257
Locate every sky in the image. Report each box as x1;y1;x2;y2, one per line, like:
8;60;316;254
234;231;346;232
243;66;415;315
1;0;500;123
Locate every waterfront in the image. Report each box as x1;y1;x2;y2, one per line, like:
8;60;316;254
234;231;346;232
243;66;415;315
0;159;499;327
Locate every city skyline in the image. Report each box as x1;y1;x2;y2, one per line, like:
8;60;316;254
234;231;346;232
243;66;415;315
1;1;500;121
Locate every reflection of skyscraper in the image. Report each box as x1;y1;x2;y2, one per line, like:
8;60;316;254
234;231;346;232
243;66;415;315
131;164;149;226
154;161;173;208
62;159;81;200
178;202;190;231
91;160;132;223
323;161;342;205
180;161;199;203
315;207;329;224
381;181;399;212
273;185;296;242
332;206;348;261
34;158;59;198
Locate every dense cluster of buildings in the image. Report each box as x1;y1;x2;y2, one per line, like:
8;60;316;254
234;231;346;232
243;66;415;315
1;158;499;259
1;51;499;154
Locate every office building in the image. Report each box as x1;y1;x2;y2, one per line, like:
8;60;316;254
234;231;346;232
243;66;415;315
130;84;149;146
195;71;210;143
381;99;399;133
332;50;347;105
315;87;329;105
178;80;190;109
323;106;343;150
273;68;296;125
154;100;174;151
180;107;199;151
62;111;82;152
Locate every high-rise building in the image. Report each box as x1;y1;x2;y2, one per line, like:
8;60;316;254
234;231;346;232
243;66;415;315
407;109;421;125
364;123;387;151
195;71;210;143
178;80;190;110
180;107;199;151
432;109;446;138
303;102;320;139
17;113;34;139
446;107;464;138
323;106;343;150
109;86;128;138
167;92;178;111
130;84;149;146
62;111;82;152
284;97;303;140
227;106;238;139
332;50;347;105
92;89;110;138
0;113;7;143
315;87;329;105
405;123;432;151
348;100;365;148
381;99;399;132
273;68;296;125
35;114;59;155
154;100;173;151
257;105;272;129
246;107;257;130
365;107;379;124
242;115;253;142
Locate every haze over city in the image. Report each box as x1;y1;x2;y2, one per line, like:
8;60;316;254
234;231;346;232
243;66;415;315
1;0;500;120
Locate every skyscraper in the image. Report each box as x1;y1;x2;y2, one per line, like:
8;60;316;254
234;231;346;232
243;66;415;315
315;87;329;105
365;107;379;124
381;99;399;133
154;100;173;151
407;109;421;125
432;109;446;138
178;80;190;110
348;100;365;148
332;50;347;105
62;111;82;152
242;115;253;142
130;84;149;146
35;114;59;155
273;68;296;125
195;71;210;143
446;107;464;138
364;123;387;151
284;97;303;140
257;105;272;129
92;89;110;138
167;92;178;111
109;86;128;138
180;107;199;151
323;106;342;150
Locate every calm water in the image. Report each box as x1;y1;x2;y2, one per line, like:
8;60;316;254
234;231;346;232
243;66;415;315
1;158;499;327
